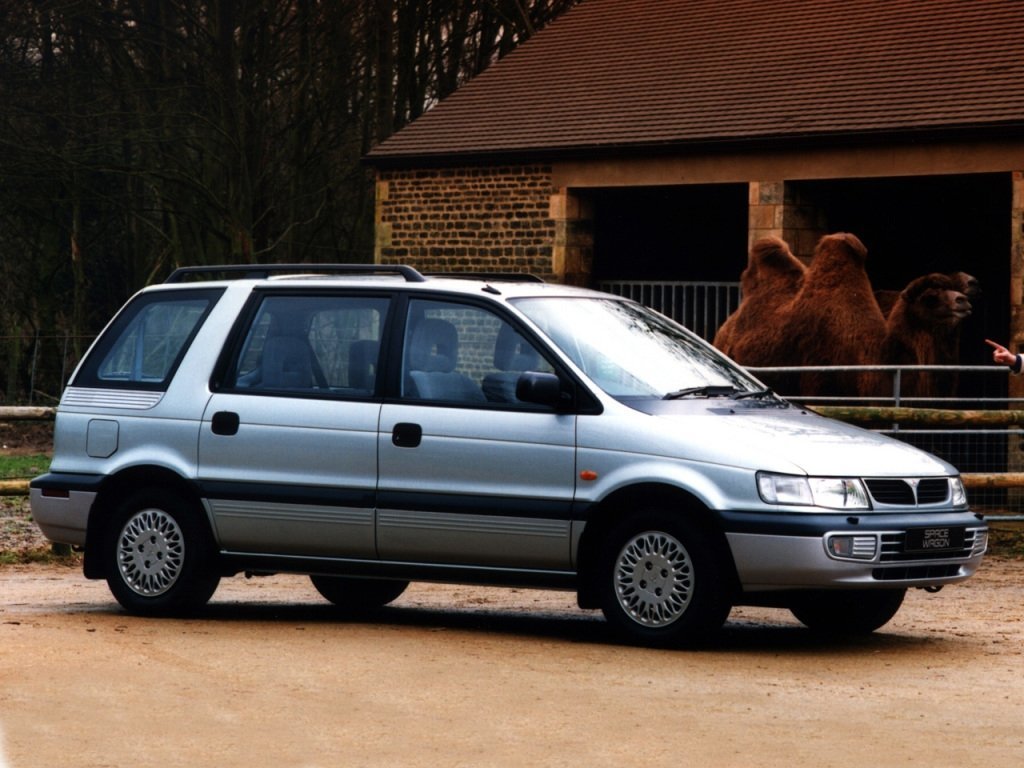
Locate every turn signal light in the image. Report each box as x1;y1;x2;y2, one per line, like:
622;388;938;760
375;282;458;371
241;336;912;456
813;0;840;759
826;534;877;560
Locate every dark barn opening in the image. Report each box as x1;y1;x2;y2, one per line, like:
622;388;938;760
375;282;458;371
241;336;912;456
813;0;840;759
586;175;1012;477
803;173;1013;477
590;184;750;283
801;173;1011;371
587;184;749;339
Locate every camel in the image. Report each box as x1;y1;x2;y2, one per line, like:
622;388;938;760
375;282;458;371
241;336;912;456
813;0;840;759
713;236;806;363
717;233;978;399
871;273;973;399
767;233;886;396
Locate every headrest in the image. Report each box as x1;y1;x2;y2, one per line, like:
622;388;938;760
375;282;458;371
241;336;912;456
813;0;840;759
409;319;458;373
493;323;540;372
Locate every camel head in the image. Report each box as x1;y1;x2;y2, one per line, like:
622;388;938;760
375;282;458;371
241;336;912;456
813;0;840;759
897;273;972;328
948;271;982;301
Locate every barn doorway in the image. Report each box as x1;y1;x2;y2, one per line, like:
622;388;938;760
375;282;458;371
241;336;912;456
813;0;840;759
584;174;1010;374
587;184;748;338
795;172;1011;370
589;184;749;282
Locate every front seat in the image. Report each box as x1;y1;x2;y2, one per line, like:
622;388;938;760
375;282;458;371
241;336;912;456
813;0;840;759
261;336;314;389
406;319;485;402
482;324;541;403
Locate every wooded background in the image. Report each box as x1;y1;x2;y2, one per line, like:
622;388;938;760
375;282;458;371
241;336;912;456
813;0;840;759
0;0;577;400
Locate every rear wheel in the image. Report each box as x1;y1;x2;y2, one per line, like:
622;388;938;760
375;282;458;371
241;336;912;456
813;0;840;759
104;490;220;615
789;589;906;635
310;575;409;612
599;510;732;647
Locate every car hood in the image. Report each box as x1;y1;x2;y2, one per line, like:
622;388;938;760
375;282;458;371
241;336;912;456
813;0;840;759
613;399;956;477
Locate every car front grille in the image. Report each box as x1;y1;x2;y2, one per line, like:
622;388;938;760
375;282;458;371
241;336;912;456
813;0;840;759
864;478;950;506
878;528;981;562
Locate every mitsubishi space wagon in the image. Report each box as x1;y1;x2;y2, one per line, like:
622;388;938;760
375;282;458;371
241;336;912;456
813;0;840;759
30;265;987;646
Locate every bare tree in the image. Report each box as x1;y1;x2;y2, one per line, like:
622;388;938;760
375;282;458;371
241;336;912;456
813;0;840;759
0;0;578;401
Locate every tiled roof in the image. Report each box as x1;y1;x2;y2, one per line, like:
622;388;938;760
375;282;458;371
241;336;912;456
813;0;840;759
366;0;1024;165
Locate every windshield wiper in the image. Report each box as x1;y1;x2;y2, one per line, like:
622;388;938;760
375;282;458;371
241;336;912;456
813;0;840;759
731;388;776;400
663;385;739;400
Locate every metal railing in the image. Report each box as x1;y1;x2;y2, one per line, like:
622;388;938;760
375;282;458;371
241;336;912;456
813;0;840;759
747;364;1024;522
599;280;741;341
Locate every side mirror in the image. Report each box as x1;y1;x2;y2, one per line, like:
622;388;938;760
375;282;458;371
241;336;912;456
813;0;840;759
516;371;566;408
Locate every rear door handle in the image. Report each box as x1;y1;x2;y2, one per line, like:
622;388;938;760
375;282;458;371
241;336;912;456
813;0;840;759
392;422;422;448
211;411;240;436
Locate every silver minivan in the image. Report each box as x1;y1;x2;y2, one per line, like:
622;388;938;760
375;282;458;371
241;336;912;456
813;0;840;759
30;265;987;646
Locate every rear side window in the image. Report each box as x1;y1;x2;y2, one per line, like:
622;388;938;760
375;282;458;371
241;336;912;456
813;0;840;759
226;294;389;396
73;289;223;390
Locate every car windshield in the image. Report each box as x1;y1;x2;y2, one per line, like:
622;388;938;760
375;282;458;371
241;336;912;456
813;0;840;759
512;296;765;400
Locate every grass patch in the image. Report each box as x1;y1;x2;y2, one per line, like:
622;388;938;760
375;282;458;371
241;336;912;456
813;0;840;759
988;522;1024;558
0;547;81;566
0;453;50;479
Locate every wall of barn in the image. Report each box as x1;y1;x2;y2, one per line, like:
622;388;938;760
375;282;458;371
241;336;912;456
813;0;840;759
1010;172;1024;400
375;164;592;284
748;181;827;261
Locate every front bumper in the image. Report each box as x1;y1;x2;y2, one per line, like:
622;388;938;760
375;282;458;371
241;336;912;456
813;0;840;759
28;473;103;547
720;509;987;591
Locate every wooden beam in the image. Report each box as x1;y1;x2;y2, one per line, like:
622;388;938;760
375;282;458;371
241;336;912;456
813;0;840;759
0;407;56;421
809;406;1024;428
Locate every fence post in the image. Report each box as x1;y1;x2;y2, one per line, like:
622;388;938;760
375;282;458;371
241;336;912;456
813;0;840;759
28;330;39;406
60;333;69;393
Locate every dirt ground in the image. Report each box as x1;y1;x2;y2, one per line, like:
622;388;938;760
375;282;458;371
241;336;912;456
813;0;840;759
3;420;1023;767
1;556;1023;768
0;421;52;456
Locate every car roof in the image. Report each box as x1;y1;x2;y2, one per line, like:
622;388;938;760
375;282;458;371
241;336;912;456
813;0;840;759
154;264;612;301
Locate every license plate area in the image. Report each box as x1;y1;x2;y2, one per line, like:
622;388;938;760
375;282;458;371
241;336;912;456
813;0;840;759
905;526;965;553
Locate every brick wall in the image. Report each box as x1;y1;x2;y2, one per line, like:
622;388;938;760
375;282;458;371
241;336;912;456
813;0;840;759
375;165;559;279
748;181;827;262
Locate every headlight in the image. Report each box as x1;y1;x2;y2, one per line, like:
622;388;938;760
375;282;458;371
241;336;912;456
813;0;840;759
757;472;870;510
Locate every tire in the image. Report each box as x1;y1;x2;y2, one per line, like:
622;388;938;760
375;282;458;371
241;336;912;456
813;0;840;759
599;510;732;647
789;589;906;635
104;489;220;616
310;575;409;612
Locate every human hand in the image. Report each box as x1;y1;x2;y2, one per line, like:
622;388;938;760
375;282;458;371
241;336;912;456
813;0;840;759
985;338;1017;366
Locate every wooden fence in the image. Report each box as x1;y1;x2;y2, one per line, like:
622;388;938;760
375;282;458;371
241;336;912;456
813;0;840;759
4;405;1024;515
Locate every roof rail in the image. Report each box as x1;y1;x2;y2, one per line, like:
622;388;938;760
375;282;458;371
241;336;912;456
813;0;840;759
424;271;545;283
164;263;427;284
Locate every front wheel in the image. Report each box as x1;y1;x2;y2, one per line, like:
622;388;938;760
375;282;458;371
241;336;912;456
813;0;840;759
599;511;732;647
310;575;409;613
104;490;220;615
789;589;906;635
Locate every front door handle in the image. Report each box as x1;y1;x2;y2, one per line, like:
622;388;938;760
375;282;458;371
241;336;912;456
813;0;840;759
392;422;422;448
211;411;240;436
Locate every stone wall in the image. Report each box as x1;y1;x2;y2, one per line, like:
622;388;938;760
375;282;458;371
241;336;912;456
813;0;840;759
375;165;560;279
748;181;827;262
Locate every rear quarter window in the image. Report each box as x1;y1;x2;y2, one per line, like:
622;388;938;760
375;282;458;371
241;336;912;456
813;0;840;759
73;288;224;390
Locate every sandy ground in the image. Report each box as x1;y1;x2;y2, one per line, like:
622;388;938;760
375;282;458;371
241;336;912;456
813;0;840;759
1;557;1023;768
3;422;1023;766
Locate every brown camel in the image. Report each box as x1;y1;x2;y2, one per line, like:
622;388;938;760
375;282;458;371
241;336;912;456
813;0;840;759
768;232;886;396
871;272;973;399
713;236;806;363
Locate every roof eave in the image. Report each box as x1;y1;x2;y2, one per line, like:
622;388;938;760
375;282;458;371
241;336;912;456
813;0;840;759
363;121;1024;170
